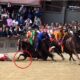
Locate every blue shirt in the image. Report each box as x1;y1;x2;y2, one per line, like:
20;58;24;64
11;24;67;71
35;32;43;49
37;32;44;42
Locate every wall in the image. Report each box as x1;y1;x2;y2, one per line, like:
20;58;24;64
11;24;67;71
0;38;17;53
42;11;64;25
42;8;80;24
66;10;80;23
42;7;66;25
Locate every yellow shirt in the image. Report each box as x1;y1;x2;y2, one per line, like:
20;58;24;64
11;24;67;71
53;30;61;41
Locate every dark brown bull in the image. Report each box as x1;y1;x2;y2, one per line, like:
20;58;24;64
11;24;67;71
17;37;54;61
63;30;80;61
17;38;42;60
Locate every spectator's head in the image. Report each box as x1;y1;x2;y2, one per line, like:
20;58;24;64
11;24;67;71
0;27;2;32
21;5;24;7
43;25;48;32
20;16;23;20
7;15;10;19
6;27;9;31
39;25;44;32
51;23;54;26
3;8;6;13
34;8;39;13
37;8;39;11
34;16;37;20
27;18;30;21
55;22;59;27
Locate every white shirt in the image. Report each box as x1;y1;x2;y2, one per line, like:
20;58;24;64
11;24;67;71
13;20;18;27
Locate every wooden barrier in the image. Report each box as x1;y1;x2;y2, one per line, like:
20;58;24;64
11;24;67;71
0;37;18;53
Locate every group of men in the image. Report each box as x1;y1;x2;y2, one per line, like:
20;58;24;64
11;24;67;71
21;25;65;52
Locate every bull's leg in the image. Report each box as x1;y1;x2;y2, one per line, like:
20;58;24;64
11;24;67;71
17;54;27;60
17;40;22;51
17;54;21;60
69;53;73;61
57;52;65;60
74;54;80;60
71;54;76;61
47;52;55;61
43;56;47;61
38;51;43;59
73;49;80;60
42;53;48;61
39;50;48;61
23;56;27;60
69;53;76;61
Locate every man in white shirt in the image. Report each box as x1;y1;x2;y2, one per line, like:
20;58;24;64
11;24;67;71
25;18;32;30
0;54;11;61
12;19;18;27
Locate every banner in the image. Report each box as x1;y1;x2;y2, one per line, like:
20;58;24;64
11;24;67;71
0;0;41;5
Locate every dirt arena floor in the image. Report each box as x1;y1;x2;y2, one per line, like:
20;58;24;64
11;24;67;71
0;53;80;80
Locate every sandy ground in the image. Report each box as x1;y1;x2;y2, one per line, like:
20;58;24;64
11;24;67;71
0;53;80;80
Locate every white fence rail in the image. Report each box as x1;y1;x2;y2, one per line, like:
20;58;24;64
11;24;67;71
0;38;18;53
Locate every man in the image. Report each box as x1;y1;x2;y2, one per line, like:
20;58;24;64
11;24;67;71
36;26;50;50
25;18;32;30
32;16;41;29
34;27;44;51
7;16;13;29
18;16;24;29
0;54;11;61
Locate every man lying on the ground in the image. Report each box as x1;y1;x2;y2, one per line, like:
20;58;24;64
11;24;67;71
0;54;11;61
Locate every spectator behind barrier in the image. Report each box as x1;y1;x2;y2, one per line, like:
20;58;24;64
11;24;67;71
0;6;42;38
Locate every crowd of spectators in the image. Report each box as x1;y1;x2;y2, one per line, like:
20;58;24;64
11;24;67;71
0;4;80;39
0;5;42;37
